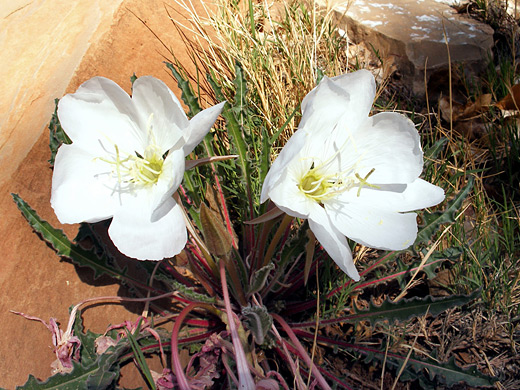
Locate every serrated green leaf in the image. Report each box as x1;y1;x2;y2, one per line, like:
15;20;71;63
165;62;201;117
390;354;495;387
153;273;216;304
16;332;129;389
12;194;135;283
48;98;71;167
342;289;479;325
86;341;129;389
296;330;495;388
415;177;474;247
18;361;91;390
72;310;100;366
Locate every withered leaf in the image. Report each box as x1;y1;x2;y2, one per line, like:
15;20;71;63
496;84;520;111
200;203;233;257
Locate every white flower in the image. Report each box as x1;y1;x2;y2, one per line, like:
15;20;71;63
261;70;445;281
51;76;224;260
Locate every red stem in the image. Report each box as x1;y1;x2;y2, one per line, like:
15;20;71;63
220;259;256;389
171;303;207;390
272;313;331;390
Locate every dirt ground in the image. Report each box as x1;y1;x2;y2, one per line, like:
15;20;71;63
0;0;203;386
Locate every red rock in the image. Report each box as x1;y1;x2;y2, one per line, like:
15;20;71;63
0;0;205;386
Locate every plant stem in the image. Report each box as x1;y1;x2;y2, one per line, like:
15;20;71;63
272;313;331;390
171;303;202;390
220;259;256;389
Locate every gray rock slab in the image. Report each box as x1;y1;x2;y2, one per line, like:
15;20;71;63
324;0;494;94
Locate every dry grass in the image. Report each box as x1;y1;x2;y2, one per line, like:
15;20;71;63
165;0;351;144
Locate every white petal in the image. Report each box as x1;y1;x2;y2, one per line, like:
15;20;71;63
260;128;309;203
325;199;419;251
267;169;314;219
109;197;187;260
58;77;144;155
51;144;118;223
131;76;186;152
352;112;423;184
150;148;186;221
308;205;360;281
339;179;445;213
183;101;226;156
299;70;375;137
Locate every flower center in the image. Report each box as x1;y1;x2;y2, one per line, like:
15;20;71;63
299;169;335;199
298;166;378;202
98;142;165;193
129;145;164;185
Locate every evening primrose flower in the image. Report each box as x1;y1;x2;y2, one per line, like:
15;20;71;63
261;70;445;281
51;76;224;260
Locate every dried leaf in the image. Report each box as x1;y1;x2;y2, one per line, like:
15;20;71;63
439;96;466;123
204;183;238;247
200;203;233;257
496;83;520;111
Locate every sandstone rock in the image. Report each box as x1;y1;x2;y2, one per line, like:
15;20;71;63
324;0;494;95
0;0;206;387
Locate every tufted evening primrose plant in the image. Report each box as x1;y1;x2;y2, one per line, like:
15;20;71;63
51;76;225;260
261;70;445;281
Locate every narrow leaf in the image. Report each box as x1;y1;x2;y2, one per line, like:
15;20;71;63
166;62;201;117
12;194;135;284
415;177;474;247
296;289;480;327
346;289;480;325
294;330;496;388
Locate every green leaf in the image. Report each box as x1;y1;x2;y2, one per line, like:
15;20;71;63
424;137;448;163
12;194;136;284
296;330;496;388
219;64;253;208
124;321;156;390
415;177;474;247
165;62;201;117
247;263;274;295
48;99;71;166
242;304;273;345
153;273;216;304
72;309;100;366
399;355;496;388
341;289;480;325
85;341;129;388
18;361;93;390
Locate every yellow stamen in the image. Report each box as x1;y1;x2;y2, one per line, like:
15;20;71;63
355;168;380;196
